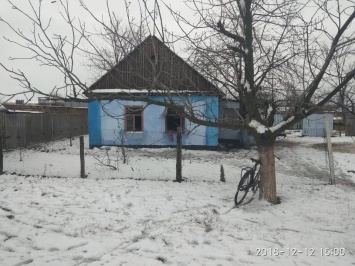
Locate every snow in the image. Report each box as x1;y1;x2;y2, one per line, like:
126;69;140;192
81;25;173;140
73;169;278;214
245;81;251;92
91;88;149;94
239;0;246;14
0;135;354;265
91;89;205;95
8;110;44;114
249;119;267;134
249;117;295;134
266;104;273;119
270;116;295;132
0;105;8;112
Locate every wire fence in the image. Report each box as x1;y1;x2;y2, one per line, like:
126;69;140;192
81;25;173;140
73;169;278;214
2;130;355;192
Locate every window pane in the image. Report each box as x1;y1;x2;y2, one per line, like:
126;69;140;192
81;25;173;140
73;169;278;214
223;108;239;123
167;116;181;131
126;116;134;131
135;116;142;131
166;107;184;132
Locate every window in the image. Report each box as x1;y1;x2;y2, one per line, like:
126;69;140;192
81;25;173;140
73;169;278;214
125;106;143;132
166;108;184;132
223;108;240;123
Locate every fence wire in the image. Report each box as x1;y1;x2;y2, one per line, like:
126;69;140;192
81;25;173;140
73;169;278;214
3;130;354;192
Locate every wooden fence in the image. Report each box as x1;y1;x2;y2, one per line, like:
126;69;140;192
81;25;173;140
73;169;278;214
0;113;88;150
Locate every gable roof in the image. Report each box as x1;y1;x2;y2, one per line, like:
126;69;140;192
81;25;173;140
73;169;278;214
89;35;222;96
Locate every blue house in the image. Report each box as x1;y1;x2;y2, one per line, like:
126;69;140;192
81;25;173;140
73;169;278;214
87;36;222;148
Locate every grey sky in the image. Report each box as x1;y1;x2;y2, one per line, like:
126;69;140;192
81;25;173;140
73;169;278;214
1;0;353;103
0;0;187;102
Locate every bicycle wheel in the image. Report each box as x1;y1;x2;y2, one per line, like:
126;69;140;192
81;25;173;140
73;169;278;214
234;171;252;206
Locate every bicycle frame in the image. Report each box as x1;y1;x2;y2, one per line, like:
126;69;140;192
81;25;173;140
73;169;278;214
240;160;261;188
235;158;262;206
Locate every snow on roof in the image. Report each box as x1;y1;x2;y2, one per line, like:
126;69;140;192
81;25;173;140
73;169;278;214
0;105;8;112
90;88;212;95
8;109;44;114
91;89;149;94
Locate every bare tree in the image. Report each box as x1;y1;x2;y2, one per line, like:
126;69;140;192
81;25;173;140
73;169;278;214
1;0;355;204
79;1;148;80
328;43;355;116
168;0;355;202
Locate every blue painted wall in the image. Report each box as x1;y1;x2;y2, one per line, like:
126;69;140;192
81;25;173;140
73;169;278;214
88;101;102;146
88;96;219;147
205;97;219;146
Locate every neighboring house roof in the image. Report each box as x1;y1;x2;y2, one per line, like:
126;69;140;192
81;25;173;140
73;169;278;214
0;105;8;112
220;97;240;102
3;103;87;114
88;35;222;96
1;104;43;114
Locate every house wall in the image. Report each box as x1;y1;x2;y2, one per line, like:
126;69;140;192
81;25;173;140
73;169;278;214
88;96;219;147
218;100;241;141
88;101;102;146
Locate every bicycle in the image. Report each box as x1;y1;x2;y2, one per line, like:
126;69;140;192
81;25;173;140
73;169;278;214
234;158;262;206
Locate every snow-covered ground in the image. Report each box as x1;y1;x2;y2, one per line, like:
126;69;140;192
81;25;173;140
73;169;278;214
0;135;354;266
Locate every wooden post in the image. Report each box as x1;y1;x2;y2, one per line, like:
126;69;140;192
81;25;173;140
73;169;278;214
68;113;72;147
324;114;335;184
0;137;3;175
220;165;225;182
51;115;54;141
80;136;86;178
176;127;182;182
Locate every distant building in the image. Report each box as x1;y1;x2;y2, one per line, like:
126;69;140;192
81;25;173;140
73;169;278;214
15;100;24;105
4;98;87;115
345;113;355;136
302;114;333;137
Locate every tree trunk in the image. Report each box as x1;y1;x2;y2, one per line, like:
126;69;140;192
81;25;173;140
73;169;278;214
257;142;277;203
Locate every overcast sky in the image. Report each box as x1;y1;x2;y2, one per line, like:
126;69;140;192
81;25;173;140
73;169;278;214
1;0;353;103
0;0;189;102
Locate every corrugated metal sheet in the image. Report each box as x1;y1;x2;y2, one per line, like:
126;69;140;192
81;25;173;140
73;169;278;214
345;114;355;136
302;114;333;137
